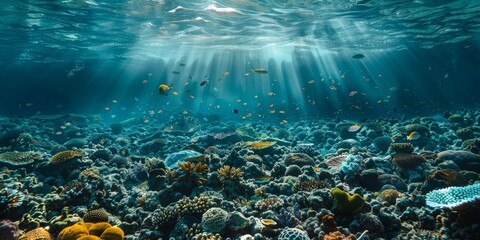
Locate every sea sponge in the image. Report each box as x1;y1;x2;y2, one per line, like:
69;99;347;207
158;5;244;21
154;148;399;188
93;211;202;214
49;150;85;164
17;227;51;240
0;151;43;166
99;226;124;240
278;228;310;240
426;183;480;210
201;207;228;233
57;222;89;240
321;214;338;233
390;143;414;154
324;231;356;240
88;222;112;236
331;188;365;214
83;208;109;223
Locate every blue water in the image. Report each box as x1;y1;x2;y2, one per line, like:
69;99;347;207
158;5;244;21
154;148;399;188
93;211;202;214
0;0;479;121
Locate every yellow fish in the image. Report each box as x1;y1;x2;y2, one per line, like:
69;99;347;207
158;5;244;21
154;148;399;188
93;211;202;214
407;131;421;140
159;84;173;96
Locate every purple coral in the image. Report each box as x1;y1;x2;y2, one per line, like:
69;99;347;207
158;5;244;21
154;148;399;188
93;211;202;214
0;220;20;240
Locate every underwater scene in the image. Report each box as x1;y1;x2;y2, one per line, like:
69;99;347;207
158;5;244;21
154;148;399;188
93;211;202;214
1;0;480;239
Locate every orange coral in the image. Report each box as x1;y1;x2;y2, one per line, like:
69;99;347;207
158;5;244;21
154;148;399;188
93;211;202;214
99;226;124;240
176;161;209;184
57;222;89;240
18;228;52;240
89;222;112;237
324;231;357;240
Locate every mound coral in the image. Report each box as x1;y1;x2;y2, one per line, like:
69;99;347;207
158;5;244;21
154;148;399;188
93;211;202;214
425;183;480;210
49;150;85;164
218;165;244;181
390;143;414;154
57;222;124;240
392;153;426;168
0;151;42;166
57;222;90;240
331;188;365;214
83;208;109;224
88;222;112;236
17;227;51;240
99;226;124;240
380;189;402;205
278;228;310;240
201;207;228;233
284;153;315;167
293;180;329;192
151;205;177;228
422;169;468;193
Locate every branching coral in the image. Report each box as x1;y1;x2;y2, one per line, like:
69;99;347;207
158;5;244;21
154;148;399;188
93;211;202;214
254;198;285;211
176;196;215;217
175;161;209;185
218;165;244;181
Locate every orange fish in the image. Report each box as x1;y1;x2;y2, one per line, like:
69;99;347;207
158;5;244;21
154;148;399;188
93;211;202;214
348;125;361;132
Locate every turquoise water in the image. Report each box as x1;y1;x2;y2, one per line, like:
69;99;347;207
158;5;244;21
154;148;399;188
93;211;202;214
0;0;479;120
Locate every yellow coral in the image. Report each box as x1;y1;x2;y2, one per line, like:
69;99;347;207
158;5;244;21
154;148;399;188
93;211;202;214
49;150;85;164
245;141;276;149
57;222;89;240
89;222;112;237
78;236;101;240
100;226;125;240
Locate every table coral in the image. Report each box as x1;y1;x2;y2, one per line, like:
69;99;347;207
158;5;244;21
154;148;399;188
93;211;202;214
425;183;480;210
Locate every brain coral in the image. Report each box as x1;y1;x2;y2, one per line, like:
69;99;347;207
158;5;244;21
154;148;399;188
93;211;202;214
49;150;85;164
17;227;51;240
0;151;42;166
57;222;89;240
278;227;310;240
201;207;228;233
426;183;480;210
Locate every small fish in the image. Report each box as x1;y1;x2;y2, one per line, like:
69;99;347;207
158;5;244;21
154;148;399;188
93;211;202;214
223;71;230;76
159;84;173;96
407;131;421;140
121;149;127;156
349;90;358;96
179;63;185;66
172;91;178;95
200;80;208;86
172;71;180;75
308;79;315;84
389;87;399;92
100;139;105;145
251;68;268;75
255;175;272;182
233;109;239;114
279;110;286;114
267;92;274;96
142;79;148;84
352;53;365;59
348;124;362;132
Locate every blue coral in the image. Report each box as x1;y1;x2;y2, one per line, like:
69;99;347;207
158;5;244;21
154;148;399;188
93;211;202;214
425;183;480;209
340;154;363;175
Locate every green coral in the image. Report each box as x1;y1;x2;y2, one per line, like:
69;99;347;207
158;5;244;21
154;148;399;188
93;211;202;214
331;188;365;214
0;151;42;165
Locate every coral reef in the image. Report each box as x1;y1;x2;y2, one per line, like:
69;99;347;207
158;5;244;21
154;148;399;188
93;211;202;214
201;207;228;233
426;183;480;210
49;150;85;164
0;151;42;166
